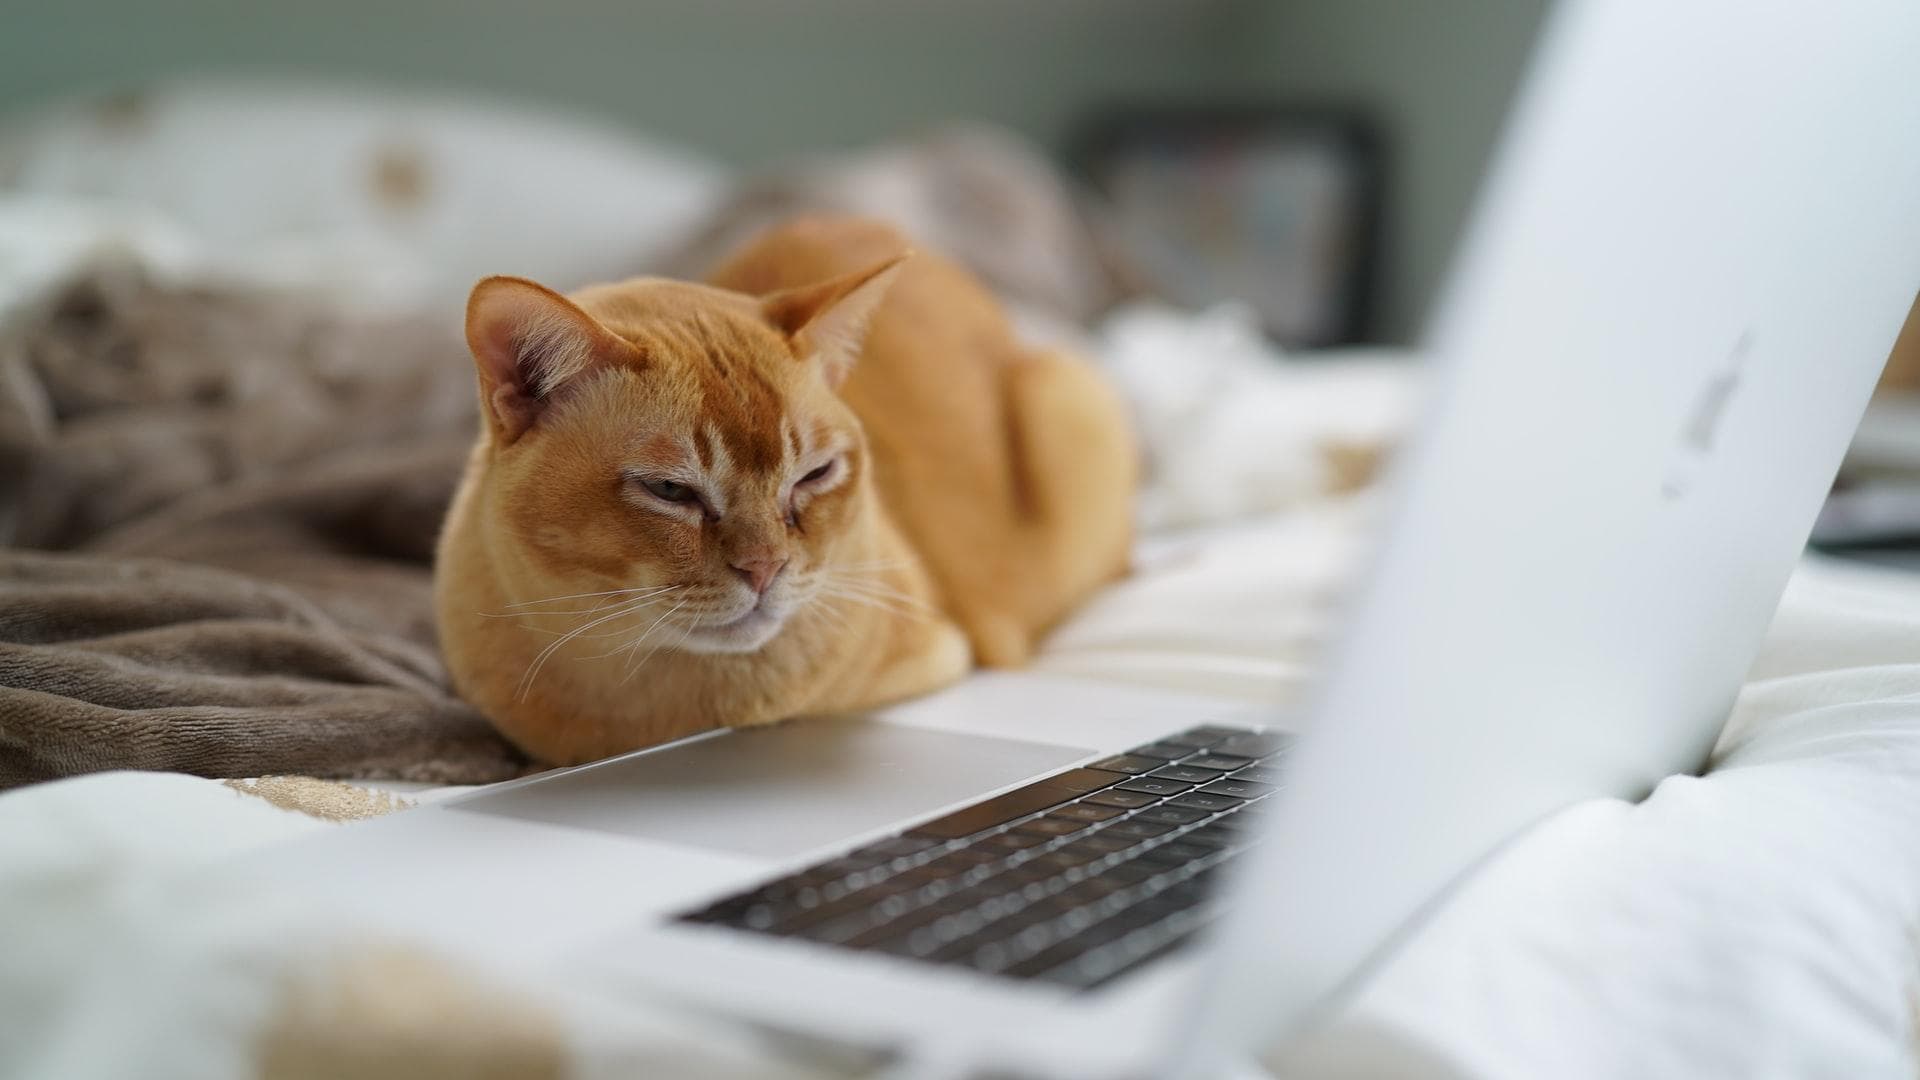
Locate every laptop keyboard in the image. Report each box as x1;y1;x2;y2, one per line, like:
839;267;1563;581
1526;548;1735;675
678;723;1291;991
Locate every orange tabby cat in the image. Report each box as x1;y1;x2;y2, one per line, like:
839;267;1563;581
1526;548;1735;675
435;216;1135;764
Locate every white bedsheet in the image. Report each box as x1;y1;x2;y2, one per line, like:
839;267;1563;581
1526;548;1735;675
1276;555;1920;1079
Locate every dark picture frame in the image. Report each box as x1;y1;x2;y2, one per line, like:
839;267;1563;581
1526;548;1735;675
1071;106;1384;347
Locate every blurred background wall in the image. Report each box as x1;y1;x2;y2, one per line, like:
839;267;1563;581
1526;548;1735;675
0;0;1547;343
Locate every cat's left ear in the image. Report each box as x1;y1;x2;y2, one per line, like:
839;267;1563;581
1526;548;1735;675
762;253;909;388
465;276;632;444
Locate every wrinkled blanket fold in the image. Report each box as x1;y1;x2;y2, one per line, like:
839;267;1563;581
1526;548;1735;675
0;264;526;789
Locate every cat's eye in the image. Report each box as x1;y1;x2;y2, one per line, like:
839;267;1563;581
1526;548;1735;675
639;477;700;504
798;459;838;486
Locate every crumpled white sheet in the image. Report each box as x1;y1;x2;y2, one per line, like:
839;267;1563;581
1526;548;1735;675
1096;303;1416;531
1035;497;1378;703
1273;554;1920;1079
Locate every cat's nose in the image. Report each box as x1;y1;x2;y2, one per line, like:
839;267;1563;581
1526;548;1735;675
731;553;788;595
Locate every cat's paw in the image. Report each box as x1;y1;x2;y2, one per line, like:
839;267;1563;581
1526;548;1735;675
966;612;1032;669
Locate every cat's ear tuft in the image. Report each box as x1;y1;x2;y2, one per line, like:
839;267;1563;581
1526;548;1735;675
465;276;624;443
761;253;909;388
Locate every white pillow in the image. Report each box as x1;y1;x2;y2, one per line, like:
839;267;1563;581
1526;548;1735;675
0;79;728;310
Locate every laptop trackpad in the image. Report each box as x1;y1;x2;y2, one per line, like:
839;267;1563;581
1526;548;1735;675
451;718;1091;859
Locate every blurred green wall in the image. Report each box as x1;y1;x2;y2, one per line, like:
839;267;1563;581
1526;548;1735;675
1223;0;1548;340
0;0;1242;162
0;0;1545;342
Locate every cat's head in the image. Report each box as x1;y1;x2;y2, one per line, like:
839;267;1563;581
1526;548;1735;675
461;256;904;655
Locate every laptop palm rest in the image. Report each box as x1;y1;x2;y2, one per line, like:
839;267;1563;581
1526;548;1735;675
450;718;1091;860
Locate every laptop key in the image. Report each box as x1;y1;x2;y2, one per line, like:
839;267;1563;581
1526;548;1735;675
1053;802;1125;823
1053;838;1123;863
1197;806;1247;828
1021;854;1088;880
1177;829;1230;851
1161;726;1234;749
852;836;942;860
1082;788;1158;809
1067;832;1138;855
1229;765;1281;784
1007;894;1078;925
908;768;1118;839
1183;754;1255;772
1087;754;1163;775
1002;923;1127;980
1148;765;1223;784
1134;805;1209;826
887;862;955;886
766;887;900;934
1199;778;1275;799
1099;863;1168;891
1124;742;1194;761
1061;923;1206;990
814;855;882;876
1215;732;1293;758
1102;818;1176;840
995;864;1057;889
938;847;1004;867
979;831;1049;853
1131;846;1188;870
838;900;955;949
799;893;920;944
1167;792;1241;813
1014;815;1090;837
1136;841;1216;868
1115;776;1194;796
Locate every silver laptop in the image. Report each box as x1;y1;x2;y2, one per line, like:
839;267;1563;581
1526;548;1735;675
230;4;1920;1076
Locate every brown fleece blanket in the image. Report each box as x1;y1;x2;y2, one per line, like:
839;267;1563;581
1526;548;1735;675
0;264;527;789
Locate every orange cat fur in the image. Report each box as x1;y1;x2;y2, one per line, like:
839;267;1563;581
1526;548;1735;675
434;216;1135;764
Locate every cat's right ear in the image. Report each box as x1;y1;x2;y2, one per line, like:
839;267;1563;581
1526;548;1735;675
465;276;629;444
761;254;909;388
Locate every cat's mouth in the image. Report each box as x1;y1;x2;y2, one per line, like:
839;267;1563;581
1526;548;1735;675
677;597;788;654
710;604;777;633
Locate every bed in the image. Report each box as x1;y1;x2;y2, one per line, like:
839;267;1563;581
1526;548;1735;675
2;82;1917;1080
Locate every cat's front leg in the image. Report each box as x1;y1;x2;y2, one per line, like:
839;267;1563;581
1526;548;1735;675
820;614;972;715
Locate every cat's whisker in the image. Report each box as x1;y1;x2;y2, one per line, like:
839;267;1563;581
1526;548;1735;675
816;565;923;592
617;614;701;685
568;598;689;638
815;573;932;613
616;599;694;681
482;601;670;620
808;598;854;635
483;589;682;641
816;586;929;623
514;587;685;700
620;598;691;665
582;597;688;663
836;581;926;607
485;593;682;648
499;584;680;610
659;618;702;670
483;595;630;634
